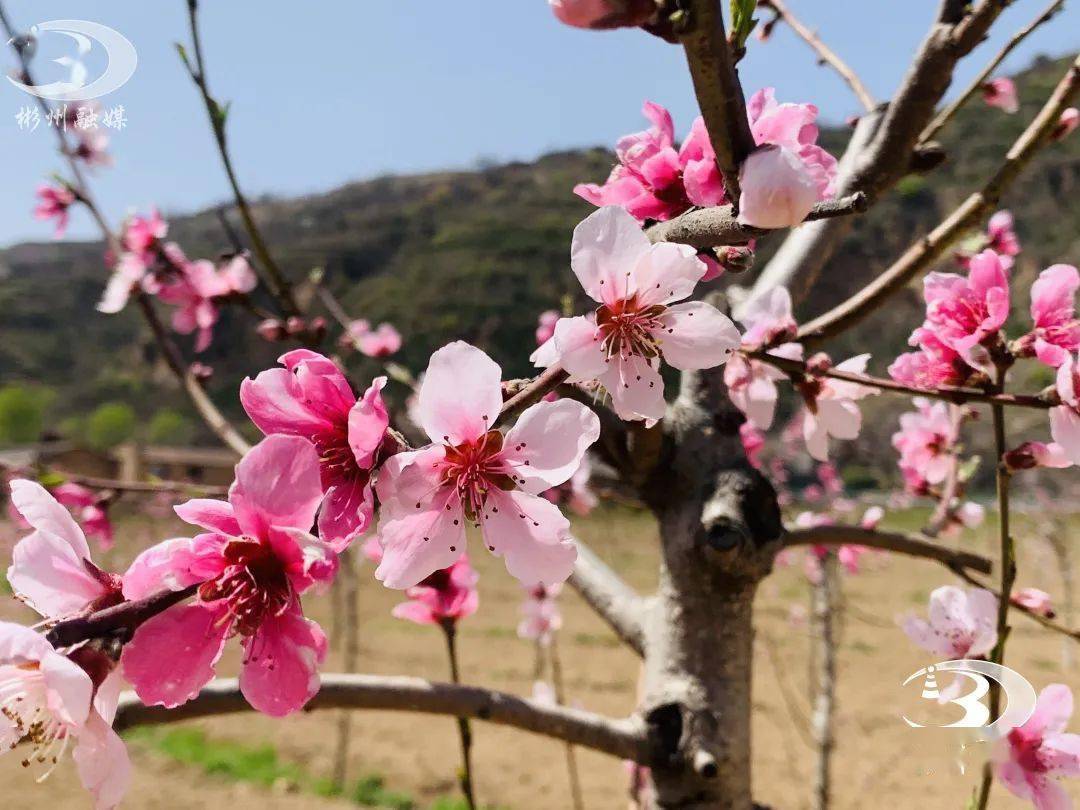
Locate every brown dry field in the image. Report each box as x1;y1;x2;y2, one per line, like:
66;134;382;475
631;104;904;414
2;504;1078;809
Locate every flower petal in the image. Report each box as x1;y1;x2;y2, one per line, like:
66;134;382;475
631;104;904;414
550;316;607;380
656;300;741;370
239;605;327;717
348;376;389;468
480;490;577;587
121;534;227;600
374;493;467;589
231;435;324;536
8;530;109;617
73;711;132;810
503;399;600;494
9;479;90;560
602;356;667;422
416;342;504;446
570;206;651;304
173;498;241;537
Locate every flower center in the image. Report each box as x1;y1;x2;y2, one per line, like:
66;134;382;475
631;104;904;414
440;430;517;521
198;539;293;636
315;426;368;489
1009;727;1049;774
595;296;666;360
0;665;70;773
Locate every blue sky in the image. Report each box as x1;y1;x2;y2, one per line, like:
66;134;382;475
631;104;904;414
1;0;1077;246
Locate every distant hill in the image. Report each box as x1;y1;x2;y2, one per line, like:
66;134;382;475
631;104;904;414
3;55;1078;475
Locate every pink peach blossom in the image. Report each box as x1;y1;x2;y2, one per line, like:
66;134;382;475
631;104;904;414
6;480;122;620
0;621;130;810
536;310;560;346
724;343;802;430
52;483;114;550
736;285;798;348
922;249;1010;362
987;210;1022;263
33;184;76;238
889;326;973;389
1050;353;1080;466
1016;264;1080;367
800;354;879;461
549;0;655;29
71;129;112;169
376;341;599;589
158;255;258;352
983;77;1019;114
1005;441;1073;471
122;208;168;261
901;585;997;658
121;436;332;717
993;683;1080;809
531;206;741;422
391;556;479;626
342;319;403;357
1012;588;1056;619
241;350;389;549
1052;108;1079;142
892;399;958;488
518;583;563;646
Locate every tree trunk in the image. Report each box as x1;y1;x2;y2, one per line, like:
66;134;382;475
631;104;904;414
639;367;783;809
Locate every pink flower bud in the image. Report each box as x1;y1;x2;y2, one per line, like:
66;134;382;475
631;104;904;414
1052;107;1079;142
256;318;287;342
285;316;307;336
714;243;756;276
548;0;655;30
981;77;1019;114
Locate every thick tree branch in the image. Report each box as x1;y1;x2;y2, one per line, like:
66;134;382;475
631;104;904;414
920;0;1066;144
784;525;992;575
112;674;650;762
679;0;757;209
798;55;1080;347
759;0;876;112
568;541;648;657
646;193;867;249
746;349;1057;410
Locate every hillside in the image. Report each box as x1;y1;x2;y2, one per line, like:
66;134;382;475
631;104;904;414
2;55;1078;471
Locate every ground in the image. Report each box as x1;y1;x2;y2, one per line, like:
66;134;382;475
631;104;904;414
1;503;1076;809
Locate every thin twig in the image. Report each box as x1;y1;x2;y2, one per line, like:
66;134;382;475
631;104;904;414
332;549;360;789
920;0;1066;144
760;0;875;112
811;552;838;810
112;674;651;761
549;639;586;810
442;622;478;810
46;585;199;648
783;526;992;575
799;55;1080;347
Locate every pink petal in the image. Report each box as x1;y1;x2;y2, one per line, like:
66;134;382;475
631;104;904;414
73;711;131;810
173;498;241;536
570;206;652;305
122;603;231;708
374;445;448;514
630;241;708;307
737;145;818;229
239;606;327;717
900;614;958;658
348;376;389;468
231;435;324;536
480;489;577;587
549;316;606;380
1029;684;1076;737
1050;406;1080;465
416;342;504;445
317;480;374;552
375;494;467;589
503;399;601;494
10;479;91;560
1031;264;1079;327
601;354;666;422
8;530;109;617
121;534;227;600
1042;732;1080;777
240;368;334;437
391;600;438;626
656;300;741;370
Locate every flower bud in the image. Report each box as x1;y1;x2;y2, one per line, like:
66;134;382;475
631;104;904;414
256;318;287;342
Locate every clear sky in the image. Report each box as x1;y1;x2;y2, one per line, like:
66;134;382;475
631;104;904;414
1;1;1077;247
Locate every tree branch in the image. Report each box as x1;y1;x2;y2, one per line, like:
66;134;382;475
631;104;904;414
679;0;757;209
783;526;992;575
497;366;570;424
920;0;1066;144
46;585;199;648
112;674;650;762
746;349;1057;410
568;540;648;658
645;193;867;248
798;55;1080;347
759;0;876;112
0;468;228;498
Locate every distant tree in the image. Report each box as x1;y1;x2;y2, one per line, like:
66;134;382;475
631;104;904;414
146;408;196;445
0;385;52;445
84;402;137;450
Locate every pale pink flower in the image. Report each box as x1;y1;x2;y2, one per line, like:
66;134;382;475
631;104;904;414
391;556;479;626
159;256;258;352
342;319;403;358
983;77;1019;114
800;354;879;461
6;480;122;620
241;350;389;549
1050;353;1080;466
71;129;112;169
923;250;1010;362
52;483;114;550
901;585;997;658
122;208;168;261
993;684;1080;809
518;583;563;646
738;88;838;228
549;0;655;29
892;399;958;487
889;326;972;389
725;343;803;430
97;253;150;315
1005;441;1073;471
1012;588;1055;619
121;436;333;717
736;285;798;348
860;505;885;529
987;211;1022;263
34;184;76;238
531;206;740;422
0;622;130;810
536;310;560;346
376;341;599;589
1015;264;1080;367
1052;108;1079;142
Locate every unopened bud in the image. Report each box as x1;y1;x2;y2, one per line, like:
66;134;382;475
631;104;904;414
189;362;213;382
715;244;755;275
308;316;327;344
256;318;287;342
285;316;307;336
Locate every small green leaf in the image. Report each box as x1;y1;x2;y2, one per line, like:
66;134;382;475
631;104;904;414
729;0;759;51
957;455;981;483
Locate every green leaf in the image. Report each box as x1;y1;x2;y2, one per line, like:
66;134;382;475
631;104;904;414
729;0;759;51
